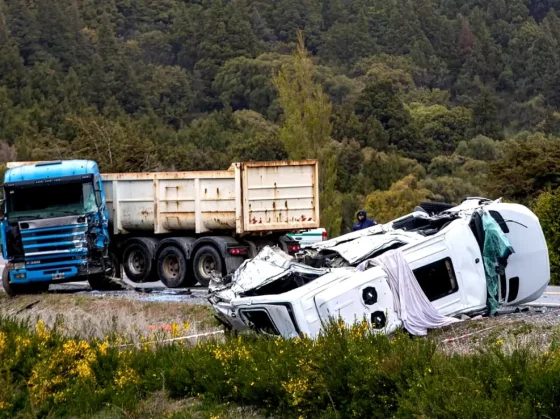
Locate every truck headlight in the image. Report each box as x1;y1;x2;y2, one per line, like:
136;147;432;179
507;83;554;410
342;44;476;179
14;262;25;270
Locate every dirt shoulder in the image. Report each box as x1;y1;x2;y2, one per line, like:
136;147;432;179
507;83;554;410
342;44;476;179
0;292;220;341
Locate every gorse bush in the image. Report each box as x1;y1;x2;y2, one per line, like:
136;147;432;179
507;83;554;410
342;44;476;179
2;316;560;418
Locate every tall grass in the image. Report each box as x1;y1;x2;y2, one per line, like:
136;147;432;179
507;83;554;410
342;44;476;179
1;316;560;418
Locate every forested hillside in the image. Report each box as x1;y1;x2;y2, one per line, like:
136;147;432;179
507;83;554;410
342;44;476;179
1;0;560;236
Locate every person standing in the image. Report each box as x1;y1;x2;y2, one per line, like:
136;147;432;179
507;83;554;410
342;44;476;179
352;209;377;231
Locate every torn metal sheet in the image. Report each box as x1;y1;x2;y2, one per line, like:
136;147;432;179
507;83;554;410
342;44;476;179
210;246;327;302
314;231;423;265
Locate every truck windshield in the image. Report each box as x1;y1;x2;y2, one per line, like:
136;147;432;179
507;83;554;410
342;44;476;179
6;181;97;222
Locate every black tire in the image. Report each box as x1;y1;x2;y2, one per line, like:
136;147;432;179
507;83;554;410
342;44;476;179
2;265;19;297
157;246;189;288
88;252;124;291
109;252;122;279
192;245;224;287
122;240;156;283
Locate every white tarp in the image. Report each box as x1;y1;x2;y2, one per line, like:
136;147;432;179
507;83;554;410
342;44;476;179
356;249;460;336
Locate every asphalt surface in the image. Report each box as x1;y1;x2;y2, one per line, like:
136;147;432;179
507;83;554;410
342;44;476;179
527;285;560;307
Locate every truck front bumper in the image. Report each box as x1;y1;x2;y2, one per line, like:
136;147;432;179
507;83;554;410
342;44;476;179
9;264;104;284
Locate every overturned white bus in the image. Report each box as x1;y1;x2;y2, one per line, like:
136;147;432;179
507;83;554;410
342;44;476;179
208;198;550;338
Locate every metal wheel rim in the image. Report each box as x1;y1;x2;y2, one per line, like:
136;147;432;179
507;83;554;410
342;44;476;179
127;250;145;275
163;255;180;279
198;254;216;279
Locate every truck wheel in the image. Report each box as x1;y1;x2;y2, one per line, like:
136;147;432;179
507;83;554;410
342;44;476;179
123;240;156;283
157;246;190;288
193;245;223;287
2;266;19;297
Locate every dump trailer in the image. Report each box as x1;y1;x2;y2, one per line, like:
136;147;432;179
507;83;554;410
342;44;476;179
3;160;320;292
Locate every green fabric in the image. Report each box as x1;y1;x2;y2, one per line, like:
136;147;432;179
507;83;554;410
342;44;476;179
482;211;514;315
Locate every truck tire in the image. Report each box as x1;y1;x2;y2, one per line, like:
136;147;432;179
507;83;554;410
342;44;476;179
2;266;49;295
193;245;224;287
2;265;18;297
88;252;124;291
122;239;157;283
157;246;191;288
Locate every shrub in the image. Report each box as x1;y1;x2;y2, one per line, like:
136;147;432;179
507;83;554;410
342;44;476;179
2;316;560;418
533;189;560;285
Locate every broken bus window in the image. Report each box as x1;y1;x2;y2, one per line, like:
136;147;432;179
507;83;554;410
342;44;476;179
412;257;459;301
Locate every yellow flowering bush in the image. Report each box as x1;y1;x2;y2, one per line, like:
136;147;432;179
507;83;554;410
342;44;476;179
0;332;6;355
2;315;560;418
114;366;140;389
28;338;97;404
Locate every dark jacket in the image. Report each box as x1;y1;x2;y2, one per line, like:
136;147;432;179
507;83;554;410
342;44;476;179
352;210;376;231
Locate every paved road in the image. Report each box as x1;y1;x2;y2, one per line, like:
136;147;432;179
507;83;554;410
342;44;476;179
524;285;560;307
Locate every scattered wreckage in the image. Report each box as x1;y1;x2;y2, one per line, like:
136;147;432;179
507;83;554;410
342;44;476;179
208;198;550;338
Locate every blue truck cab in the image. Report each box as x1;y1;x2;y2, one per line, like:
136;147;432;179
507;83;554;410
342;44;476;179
1;160;115;295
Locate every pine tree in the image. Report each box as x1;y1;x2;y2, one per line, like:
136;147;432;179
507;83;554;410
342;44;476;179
273;30;342;236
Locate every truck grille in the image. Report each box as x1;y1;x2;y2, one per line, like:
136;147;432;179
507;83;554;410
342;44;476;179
21;224;88;270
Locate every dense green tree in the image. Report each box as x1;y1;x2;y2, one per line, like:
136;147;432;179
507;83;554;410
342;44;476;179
487;134;560;202
364;175;436;223
470;87;503;139
0;6;25;90
354;80;413;149
213;54;285;119
359;150;426;193
227;110;287;161
410;104;472;153
455;135;503;161
0;0;560;233
419;176;482;203
335;139;363;193
533;189;560;284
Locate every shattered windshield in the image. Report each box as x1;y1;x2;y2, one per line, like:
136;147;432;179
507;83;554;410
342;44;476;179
6;181;97;222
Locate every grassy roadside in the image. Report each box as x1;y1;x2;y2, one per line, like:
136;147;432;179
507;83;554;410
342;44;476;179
2;313;560;419
0;293;220;342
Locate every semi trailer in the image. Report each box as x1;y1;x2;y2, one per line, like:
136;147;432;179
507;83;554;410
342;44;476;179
1;160;320;295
